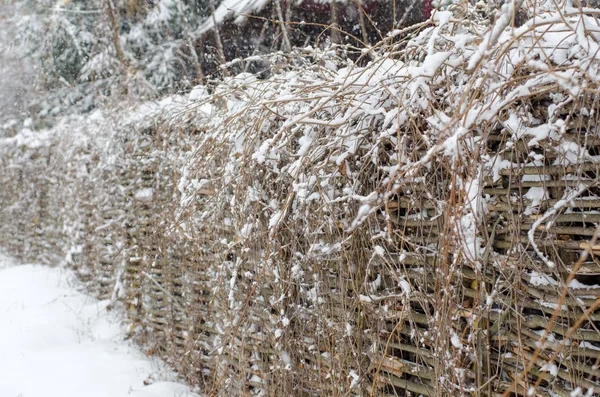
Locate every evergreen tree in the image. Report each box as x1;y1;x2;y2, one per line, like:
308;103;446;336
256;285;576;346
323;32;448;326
5;0;441;122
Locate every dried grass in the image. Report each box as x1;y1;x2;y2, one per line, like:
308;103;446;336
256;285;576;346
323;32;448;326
1;2;599;396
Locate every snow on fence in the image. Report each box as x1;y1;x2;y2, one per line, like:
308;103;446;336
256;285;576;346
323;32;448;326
1;2;599;396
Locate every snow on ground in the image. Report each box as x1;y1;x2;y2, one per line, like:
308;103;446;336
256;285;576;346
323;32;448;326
0;253;199;397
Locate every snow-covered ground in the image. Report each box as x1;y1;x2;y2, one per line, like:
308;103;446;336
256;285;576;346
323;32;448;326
0;254;199;397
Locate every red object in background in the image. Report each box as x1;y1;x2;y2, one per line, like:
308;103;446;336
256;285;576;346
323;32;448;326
423;0;433;18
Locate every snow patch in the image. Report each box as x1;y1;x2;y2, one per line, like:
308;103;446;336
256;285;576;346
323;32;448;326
0;259;199;397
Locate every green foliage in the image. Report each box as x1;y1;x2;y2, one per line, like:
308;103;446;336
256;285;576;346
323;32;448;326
8;0;211;117
6;0;439;121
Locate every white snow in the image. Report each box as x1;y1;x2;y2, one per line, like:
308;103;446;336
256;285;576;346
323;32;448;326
568;279;600;290
399;278;412;297
579;341;600;351
269;209;284;228
194;0;270;36
450;331;463;349
528;271;559;287
135;187;154;200
189;85;210;101
0;255;199;397
540;362;559;377
348;369;360;389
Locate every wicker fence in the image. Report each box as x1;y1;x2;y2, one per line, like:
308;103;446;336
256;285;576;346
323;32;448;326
1;6;599;397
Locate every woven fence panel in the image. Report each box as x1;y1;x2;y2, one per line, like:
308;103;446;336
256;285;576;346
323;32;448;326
1;7;600;396
1;107;599;397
